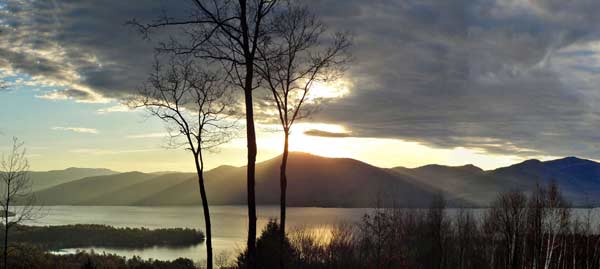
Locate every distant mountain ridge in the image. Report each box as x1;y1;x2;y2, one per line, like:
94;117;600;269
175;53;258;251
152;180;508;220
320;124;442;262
28;154;600;207
28;167;118;192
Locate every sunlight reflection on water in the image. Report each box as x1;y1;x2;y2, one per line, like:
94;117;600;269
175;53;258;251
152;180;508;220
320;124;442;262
27;205;370;264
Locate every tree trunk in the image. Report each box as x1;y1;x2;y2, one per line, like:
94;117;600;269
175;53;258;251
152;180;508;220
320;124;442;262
3;197;8;269
3;222;6;269
244;88;258;269
194;156;213;269
239;1;257;266
279;132;290;269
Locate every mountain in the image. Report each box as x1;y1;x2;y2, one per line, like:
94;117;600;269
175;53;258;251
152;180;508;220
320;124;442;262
30;154;600;207
29;167;118;192
392;164;495;206
33;153;454;207
35;172;157;205
83;173;195;205
487;157;600;205
393;156;600;206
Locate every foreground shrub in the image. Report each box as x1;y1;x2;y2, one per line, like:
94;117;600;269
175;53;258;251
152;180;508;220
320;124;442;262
236;220;297;269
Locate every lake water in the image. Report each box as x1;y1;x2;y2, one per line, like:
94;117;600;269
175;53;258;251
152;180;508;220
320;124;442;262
24;206;600;265
27;206;370;264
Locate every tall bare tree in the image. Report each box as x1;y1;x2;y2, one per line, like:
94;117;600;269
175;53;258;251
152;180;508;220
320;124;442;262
0;137;36;269
255;2;350;261
130;2;279;266
487;191;528;269
129;56;233;269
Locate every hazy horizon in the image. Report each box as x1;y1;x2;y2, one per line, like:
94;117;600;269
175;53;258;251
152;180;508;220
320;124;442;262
23;151;598;174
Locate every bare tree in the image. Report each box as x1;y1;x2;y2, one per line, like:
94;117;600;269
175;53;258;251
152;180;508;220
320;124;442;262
254;2;350;261
0;137;36;269
487;190;528;269
129;56;233;269
543;181;570;269
130;2;279;266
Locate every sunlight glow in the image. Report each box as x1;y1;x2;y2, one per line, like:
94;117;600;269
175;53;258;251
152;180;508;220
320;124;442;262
305;80;351;101
219;122;537;171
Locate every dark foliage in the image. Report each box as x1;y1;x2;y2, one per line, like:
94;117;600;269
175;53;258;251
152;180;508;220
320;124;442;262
236;220;297;269
232;183;600;269
3;244;196;269
1;224;204;250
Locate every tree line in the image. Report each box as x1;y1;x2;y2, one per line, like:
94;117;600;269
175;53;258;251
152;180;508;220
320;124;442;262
3;246;197;269
1;224;204;250
231;182;600;269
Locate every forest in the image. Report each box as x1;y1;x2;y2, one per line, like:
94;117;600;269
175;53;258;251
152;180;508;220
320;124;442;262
0;224;204;249
4;246;196;269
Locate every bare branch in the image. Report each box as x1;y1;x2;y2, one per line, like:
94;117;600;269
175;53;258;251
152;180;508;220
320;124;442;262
0;137;43;266
127;55;236;161
256;1;352;133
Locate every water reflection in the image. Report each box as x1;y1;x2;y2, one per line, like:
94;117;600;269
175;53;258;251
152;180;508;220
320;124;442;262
28;206;370;263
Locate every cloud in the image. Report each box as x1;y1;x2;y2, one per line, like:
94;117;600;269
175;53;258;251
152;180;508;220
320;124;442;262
0;0;161;101
308;0;600;158
4;0;600;160
97;104;135;114
51;126;99;134
304;129;352;138
35;88;109;103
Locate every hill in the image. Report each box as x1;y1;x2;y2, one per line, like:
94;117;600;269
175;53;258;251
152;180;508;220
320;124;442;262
136;152;446;207
393;156;600;206
487;157;600;205
33;153;452;207
35;172;157;205
31;154;600;207
29;167;117;192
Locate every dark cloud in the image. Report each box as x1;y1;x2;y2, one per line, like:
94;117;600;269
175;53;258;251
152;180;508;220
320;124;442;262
3;0;600;158
0;0;172;100
310;0;600;158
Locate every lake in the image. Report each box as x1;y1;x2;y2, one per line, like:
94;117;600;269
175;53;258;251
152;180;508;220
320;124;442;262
27;206;371;263
24;206;600;265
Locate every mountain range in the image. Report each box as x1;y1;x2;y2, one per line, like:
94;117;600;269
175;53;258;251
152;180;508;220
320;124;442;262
28;153;600;207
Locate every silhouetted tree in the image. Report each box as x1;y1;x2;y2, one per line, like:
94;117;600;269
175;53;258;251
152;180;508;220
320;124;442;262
254;3;350;265
236;220;297;269
426;194;449;269
129;56;233;269
130;2;280;266
0;137;37;269
486;190;528;269
81;257;95;269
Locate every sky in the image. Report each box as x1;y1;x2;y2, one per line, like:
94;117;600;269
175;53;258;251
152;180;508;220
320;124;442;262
2;0;600;172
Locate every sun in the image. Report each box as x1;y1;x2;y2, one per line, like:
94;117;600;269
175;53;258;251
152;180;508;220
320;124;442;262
305;80;351;102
